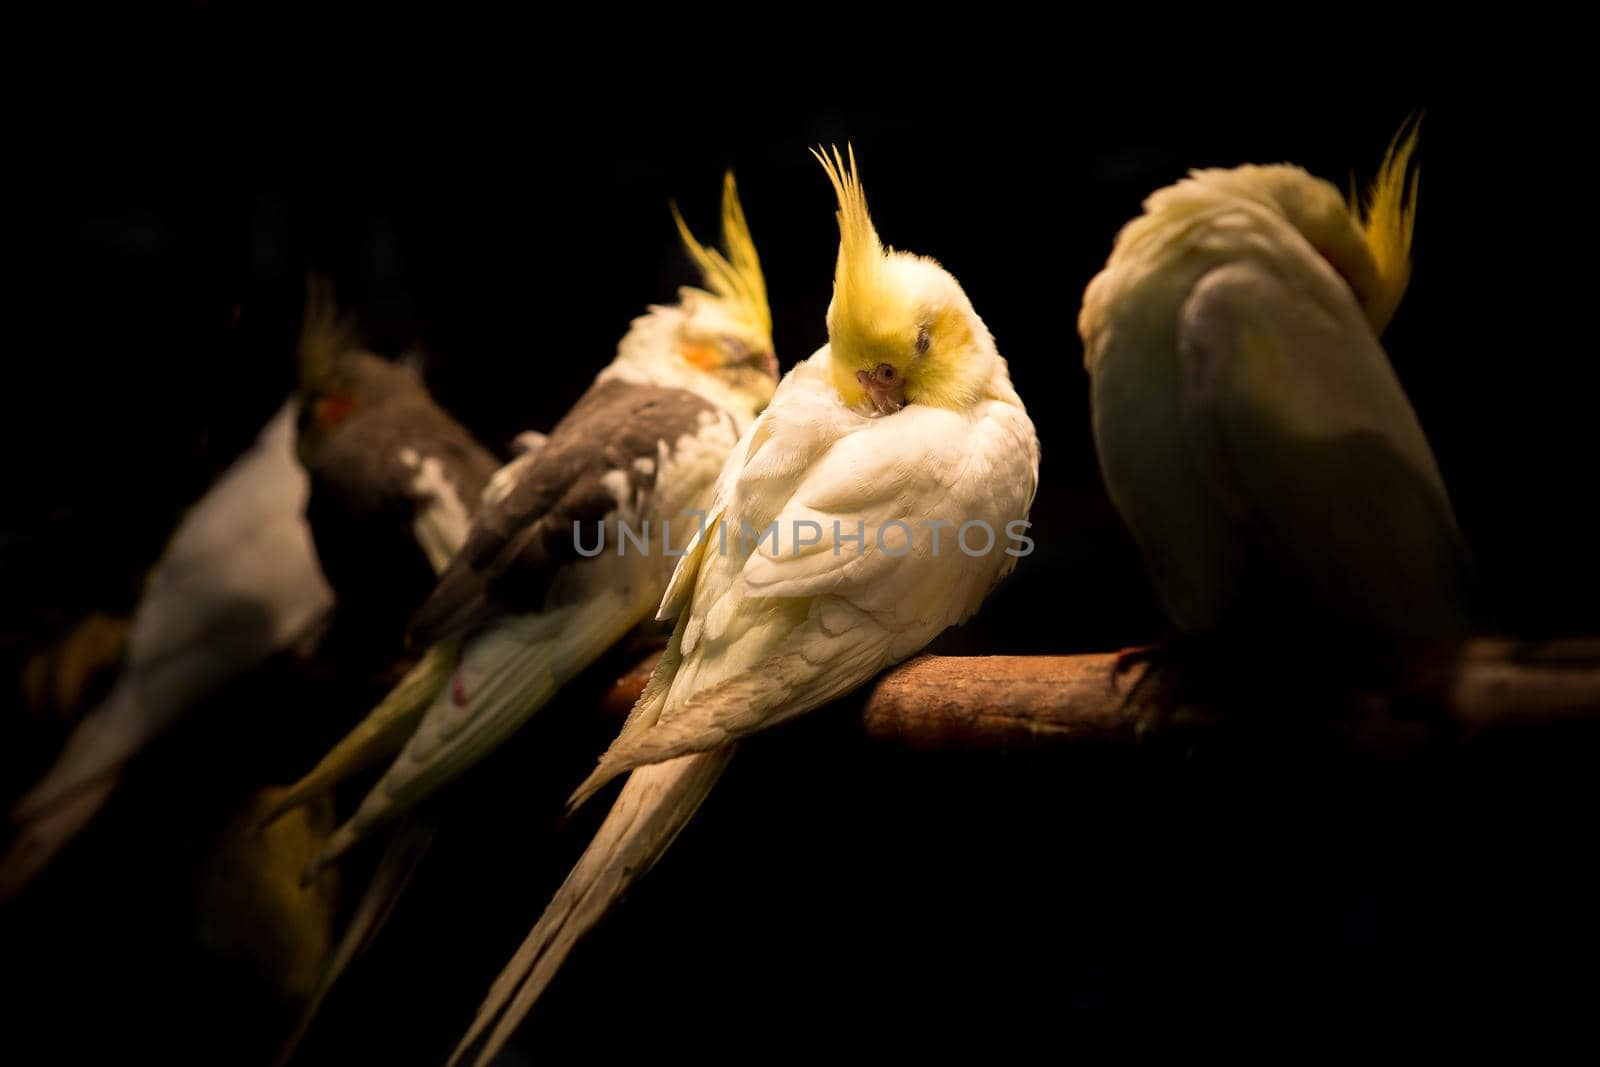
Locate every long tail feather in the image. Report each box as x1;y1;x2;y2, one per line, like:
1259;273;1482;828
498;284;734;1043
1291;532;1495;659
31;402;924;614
306;634;560;877
308;596;646;877
8;684;141;822
273;813;438;1066
450;747;735;1067
0;775;119;902
259;641;457;833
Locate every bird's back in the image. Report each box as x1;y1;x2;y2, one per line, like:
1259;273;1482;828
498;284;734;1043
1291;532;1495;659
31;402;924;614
1083;190;1471;644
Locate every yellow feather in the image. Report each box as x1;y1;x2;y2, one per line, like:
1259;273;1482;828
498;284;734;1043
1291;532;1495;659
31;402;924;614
717;171;771;338
1355;117;1421;333
812;143;888;337
812;144;893;403
670;171;772;339
811;143;881;295
297;275;359;389
810;144;988;411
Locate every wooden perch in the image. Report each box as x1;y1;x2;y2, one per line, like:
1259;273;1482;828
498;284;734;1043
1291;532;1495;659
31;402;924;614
863;653;1139;749
600;638;1600;750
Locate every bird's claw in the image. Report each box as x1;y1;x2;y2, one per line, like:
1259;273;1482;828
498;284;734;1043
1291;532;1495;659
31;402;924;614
1112;641;1165;683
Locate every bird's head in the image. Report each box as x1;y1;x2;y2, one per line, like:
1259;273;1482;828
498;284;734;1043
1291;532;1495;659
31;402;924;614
295;352;421;461
1229;123;1420;335
664;172;779;412
814;145;997;416
293;279;421;457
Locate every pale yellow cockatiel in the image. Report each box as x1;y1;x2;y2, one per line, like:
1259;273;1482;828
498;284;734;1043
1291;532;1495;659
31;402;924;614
450;146;1040;1066
1080;125;1472;650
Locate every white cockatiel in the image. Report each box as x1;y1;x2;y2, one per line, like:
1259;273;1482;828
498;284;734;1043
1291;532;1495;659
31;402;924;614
1080;126;1471;649
265;174;780;872
2;403;336;901
451;146;1039;1066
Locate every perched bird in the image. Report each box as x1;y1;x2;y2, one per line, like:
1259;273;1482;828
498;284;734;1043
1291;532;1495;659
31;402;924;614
1;290;495;901
2;401;336;900
266;173;780;871
1079;125;1471;655
294;284;501;663
451;146;1039;1065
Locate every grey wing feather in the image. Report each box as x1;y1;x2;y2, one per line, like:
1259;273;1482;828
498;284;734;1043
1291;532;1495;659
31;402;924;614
409;379;725;645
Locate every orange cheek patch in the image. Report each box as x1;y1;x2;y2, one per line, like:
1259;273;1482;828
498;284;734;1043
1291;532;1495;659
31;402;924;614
315;391;358;429
679;340;721;370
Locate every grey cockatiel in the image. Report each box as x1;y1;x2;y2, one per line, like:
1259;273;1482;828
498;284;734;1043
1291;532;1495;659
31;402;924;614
293;287;500;661
1079;125;1471;651
263;174;780;875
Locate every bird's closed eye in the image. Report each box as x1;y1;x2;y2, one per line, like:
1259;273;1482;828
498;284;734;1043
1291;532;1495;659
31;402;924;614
914;325;931;358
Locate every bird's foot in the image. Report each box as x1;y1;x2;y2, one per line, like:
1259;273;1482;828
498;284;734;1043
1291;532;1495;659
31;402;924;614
1113;641;1166;681
1108;636;1225;735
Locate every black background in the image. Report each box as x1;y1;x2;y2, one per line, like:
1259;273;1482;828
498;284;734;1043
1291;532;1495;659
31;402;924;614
3;33;1597;1063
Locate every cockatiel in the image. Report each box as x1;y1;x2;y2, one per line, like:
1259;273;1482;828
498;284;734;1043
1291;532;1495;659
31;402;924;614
1079;125;1471;653
1;293;495;901
451;146;1039;1066
2;401;336;900
265;173;780;872
294;284;501;662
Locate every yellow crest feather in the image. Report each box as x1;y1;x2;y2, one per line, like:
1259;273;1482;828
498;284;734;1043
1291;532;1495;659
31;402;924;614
670;171;772;339
298;275;358;389
1354;117;1421;332
811;144;884;330
809;144;988;411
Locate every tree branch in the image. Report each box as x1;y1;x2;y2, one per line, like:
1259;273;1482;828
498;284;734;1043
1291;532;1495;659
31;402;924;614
598;638;1600;750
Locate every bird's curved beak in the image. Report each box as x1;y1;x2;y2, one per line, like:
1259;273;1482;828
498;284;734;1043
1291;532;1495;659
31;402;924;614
857;365;905;415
